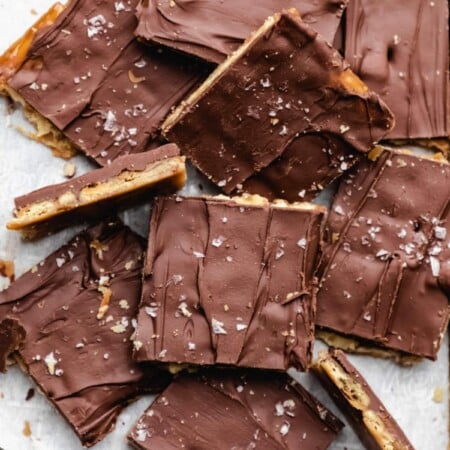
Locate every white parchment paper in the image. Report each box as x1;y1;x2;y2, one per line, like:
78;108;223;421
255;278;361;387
0;2;448;449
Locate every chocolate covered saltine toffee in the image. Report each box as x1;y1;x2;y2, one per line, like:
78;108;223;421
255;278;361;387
128;370;344;450
7;144;186;239
133;194;326;371
345;0;449;140
313;349;414;449
135;0;348;64
0;0;207;164
162;10;394;202
316;147;450;360
0;221;171;447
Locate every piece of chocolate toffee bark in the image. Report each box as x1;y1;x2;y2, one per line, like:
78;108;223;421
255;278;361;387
316;147;450;360
0;221;171;447
313;349;414;449
135;0;348;64
128;370;344;450
0;0;207;164
162;11;394;202
7;144;185;239
345;0;449;141
133;194;326;371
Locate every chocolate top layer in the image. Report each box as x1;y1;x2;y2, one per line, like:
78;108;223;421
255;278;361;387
241;133;362;202
345;0;449;139
128;369;344;449
164;11;394;196
135;0;348;64
14;143;181;209
316;148;450;359
313;349;413;450
133;195;326;371
0;221;171;446
9;0;207;165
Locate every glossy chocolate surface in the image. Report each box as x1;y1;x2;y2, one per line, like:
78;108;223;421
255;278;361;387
133;196;326;371
316;149;450;359
164;12;394;200
8;0;207;165
0;221;171;446
136;0;348;63
345;0;449;139
128;369;343;449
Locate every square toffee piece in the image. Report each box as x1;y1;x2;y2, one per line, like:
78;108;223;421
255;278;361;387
133;194;326;371
0;221;171;446
128;369;344;449
345;0;449;141
162;10;394;202
316;148;450;360
0;0;207;164
135;0;348;64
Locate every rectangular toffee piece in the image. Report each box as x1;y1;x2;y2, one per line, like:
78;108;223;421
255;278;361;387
135;0;349;64
133;194;326;371
7;144;186;239
313;349;414;449
345;0;449;140
128;370;344;449
0;0;207;164
316;147;450;360
0;221;171;447
162;10;394;202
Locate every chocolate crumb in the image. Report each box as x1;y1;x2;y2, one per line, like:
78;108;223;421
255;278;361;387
25;388;35;401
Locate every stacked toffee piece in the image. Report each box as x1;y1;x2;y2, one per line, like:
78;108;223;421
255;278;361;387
0;0;448;448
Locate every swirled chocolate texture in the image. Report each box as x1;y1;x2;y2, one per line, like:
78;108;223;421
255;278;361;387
128;370;344;449
135;0;348;64
313;349;414;449
8;144;186;239
133;195;326;371
0;221;171;447
5;0;207;165
345;0;449;140
163;11;394;201
316;148;450;359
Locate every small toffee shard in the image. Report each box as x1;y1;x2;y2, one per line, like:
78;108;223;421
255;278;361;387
313;349;414;449
163;11;394;202
135;0;348;64
133;194;326;371
316;147;450;360
0;0;207;164
0;221;171;447
7;144;186;239
345;0;449;140
128;370;344;449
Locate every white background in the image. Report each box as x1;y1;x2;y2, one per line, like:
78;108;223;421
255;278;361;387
0;1;448;449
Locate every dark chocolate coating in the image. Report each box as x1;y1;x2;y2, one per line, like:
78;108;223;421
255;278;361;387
135;0;348;63
165;12;394;200
133;196;326;371
15;144;181;209
345;0;449;139
242;133;362;202
9;0;207;165
0;221;171;447
0;318;25;373
313;349;414;450
128;369;344;449
316;149;450;359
